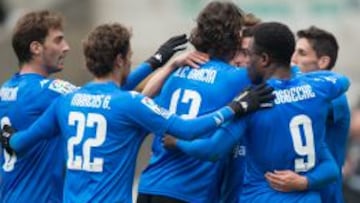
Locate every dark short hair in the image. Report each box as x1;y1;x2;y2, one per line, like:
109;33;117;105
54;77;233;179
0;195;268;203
12;10;64;65
190;1;244;61
297;26;339;70
82;23;131;78
242;27;255;38
252;22;295;66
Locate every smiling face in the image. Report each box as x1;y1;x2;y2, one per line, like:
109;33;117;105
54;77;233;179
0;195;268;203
39;29;70;74
291;38;320;73
230;36;252;67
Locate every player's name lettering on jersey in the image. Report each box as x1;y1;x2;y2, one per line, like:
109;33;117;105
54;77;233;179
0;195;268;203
0;87;18;101
173;68;217;84
274;84;316;105
71;93;111;110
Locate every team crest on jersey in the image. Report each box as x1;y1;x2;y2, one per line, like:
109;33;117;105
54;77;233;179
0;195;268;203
141;97;172;119
40;79;50;87
129;91;140;98
48;79;77;94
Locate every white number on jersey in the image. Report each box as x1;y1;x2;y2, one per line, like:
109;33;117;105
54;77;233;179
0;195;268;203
169;88;202;118
289;114;315;172
1;117;17;172
67;112;107;172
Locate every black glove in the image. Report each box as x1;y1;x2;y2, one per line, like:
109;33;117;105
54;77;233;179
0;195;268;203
0;125;15;155
146;34;188;69
228;83;275;117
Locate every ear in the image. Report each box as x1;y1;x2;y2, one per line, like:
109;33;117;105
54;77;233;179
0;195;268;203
29;41;43;55
318;55;331;70
261;53;271;67
114;53;125;68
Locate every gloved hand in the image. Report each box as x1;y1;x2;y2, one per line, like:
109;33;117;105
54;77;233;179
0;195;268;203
146;34;188;69
228;83;275;117
0;125;15;155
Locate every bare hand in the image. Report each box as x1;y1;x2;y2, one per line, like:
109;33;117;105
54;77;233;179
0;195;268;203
162;135;177;149
265;170;308;192
173;51;209;69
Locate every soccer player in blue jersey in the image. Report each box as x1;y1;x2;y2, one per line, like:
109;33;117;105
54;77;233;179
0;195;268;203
289;26;350;203
0;23;274;203
221;13;260;203
0;9;192;203
163;22;350;203
0;10;76;203
137;2;253;203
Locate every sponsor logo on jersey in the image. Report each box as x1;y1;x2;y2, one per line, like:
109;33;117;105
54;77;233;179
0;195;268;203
0;87;18;101
48;79;77;94
141;97;172;119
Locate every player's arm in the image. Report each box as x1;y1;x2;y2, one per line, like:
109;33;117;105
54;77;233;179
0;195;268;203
167;84;273;139
304;142;339;189
164;119;246;161
307;70;350;100
265;142;338;192
4;98;61;154
142;51;209;97
130;83;273;140
121;34;188;90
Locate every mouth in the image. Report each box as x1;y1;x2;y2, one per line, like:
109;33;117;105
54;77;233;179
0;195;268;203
58;56;65;67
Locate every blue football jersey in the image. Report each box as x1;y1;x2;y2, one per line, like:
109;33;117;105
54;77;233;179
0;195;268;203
139;59;251;202
238;72;349;203
0;73;76;203
219;140;246;203
176;71;349;203
9;81;235;203
293;69;350;203
320;94;350;203
220;66;300;203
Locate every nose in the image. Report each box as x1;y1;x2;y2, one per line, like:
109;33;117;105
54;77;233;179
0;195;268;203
63;40;70;53
291;53;297;65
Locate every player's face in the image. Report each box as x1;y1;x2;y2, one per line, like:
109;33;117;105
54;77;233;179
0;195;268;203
291;38;319;73
247;38;265;84
230;37;251;68
40;29;70;74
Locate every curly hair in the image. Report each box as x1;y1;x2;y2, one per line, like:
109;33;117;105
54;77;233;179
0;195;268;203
190;1;244;61
12;10;64;64
252;22;295;66
82;23;131;78
297;26;339;70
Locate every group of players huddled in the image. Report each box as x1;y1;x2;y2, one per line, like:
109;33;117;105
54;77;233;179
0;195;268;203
0;1;350;203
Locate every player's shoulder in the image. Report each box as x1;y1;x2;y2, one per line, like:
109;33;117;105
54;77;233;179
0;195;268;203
299;70;337;82
45;79;78;95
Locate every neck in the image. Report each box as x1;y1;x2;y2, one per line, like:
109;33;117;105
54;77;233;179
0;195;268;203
19;62;49;77
94;73;120;86
264;63;292;81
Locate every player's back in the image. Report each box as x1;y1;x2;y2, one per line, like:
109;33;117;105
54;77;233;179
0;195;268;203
56;81;158;203
0;73;75;203
139;59;250;202
240;72;347;203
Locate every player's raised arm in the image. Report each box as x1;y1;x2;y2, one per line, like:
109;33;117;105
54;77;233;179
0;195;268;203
122;34;188;90
305;70;350;100
142;51;209;97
